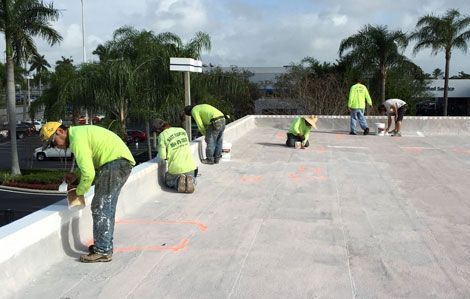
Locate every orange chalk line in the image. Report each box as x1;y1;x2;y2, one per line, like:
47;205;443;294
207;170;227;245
240;175;264;184
86;219;206;253
288;166;328;181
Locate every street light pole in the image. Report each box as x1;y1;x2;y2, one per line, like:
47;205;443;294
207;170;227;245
80;0;91;124
80;0;86;62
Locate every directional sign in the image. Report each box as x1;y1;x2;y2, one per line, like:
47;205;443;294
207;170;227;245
170;58;202;73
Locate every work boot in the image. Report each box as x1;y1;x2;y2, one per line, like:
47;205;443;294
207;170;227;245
80;252;112;263
363;128;369;135
201;158;214;165
185;176;195;193
214;157;221;164
177;174;186;193
349;131;357;135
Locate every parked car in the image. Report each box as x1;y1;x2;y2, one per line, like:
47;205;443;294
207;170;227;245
21;122;36;134
33;146;72;161
126;130;147;143
25;120;43;131
15;123;34;139
0;128;8;142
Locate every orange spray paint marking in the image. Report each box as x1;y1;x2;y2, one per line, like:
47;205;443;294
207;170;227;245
275;132;286;140
240;175;264;184
335;134;346;140
451;147;470;155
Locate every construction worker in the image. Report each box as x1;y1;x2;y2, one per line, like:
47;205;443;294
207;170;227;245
348;79;373;135
286;116;318;149
152;119;197;193
184;104;225;165
379;98;408;137
39;122;135;263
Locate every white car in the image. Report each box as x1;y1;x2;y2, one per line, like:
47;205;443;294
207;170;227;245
32;121;42;132
33;146;72;161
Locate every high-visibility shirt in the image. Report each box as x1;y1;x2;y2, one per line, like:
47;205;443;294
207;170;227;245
158;127;197;174
191;104;224;136
348;83;372;109
288;117;311;146
69;125;135;196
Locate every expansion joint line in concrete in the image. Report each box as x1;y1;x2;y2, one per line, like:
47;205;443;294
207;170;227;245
227;159;289;299
329;145;357;298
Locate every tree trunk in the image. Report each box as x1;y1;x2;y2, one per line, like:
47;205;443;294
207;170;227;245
381;65;386;104
145;120;152;160
5;37;22;175
443;51;451;116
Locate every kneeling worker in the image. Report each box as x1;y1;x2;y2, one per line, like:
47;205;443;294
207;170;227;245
379;98;407;137
153;119;197;193
40;122;135;263
286;116;318;149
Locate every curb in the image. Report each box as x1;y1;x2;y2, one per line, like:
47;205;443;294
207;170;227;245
0;184;66;195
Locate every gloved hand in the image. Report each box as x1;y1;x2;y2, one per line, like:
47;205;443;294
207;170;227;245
64;173;78;185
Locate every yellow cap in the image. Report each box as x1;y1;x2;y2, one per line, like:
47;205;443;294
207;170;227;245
39;122;61;146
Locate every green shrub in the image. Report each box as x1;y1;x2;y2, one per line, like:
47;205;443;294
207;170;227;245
0;169;80;185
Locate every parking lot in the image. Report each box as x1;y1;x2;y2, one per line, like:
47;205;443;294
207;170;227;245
0;133;155;226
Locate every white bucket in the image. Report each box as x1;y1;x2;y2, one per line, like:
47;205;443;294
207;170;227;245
221;141;232;161
375;123;385;136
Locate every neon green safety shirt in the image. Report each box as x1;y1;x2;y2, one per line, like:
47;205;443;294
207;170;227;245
191;104;224;136
69;126;135;196
288;117;311;146
158;127;197;174
348;83;373;109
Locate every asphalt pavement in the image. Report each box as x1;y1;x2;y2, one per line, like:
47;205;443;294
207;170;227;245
0;189;65;226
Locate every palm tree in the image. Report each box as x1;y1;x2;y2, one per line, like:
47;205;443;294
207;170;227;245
409;9;470;116
29;53;50;95
432;68;444;79
339;25;408;103
0;0;62;175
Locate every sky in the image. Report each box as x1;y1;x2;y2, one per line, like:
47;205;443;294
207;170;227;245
4;0;470;74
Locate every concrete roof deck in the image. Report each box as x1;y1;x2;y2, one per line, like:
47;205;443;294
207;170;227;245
3;116;470;298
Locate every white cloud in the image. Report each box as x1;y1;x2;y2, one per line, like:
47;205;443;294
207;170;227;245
9;0;469;74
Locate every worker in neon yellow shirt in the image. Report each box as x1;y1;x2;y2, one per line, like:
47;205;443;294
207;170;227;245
184;104;225;164
153;119;197;193
348;78;373;135
286;116;318;148
40;122;135;263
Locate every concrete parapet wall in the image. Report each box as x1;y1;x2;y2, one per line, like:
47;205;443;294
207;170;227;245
255;115;470;136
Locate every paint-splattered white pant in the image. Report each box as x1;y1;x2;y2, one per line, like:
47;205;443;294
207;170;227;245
91;158;132;254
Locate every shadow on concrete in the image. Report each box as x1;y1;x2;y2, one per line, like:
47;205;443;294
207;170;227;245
257;142;287;148
59;208;87;258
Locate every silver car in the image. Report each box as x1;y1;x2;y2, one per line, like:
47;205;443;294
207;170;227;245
33;146;72;161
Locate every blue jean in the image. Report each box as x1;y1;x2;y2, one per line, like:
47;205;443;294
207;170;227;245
206;119;225;162
350;109;368;133
165;169;197;189
91;158;133;254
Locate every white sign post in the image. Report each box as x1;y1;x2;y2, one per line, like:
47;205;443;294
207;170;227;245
170;58;202;140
